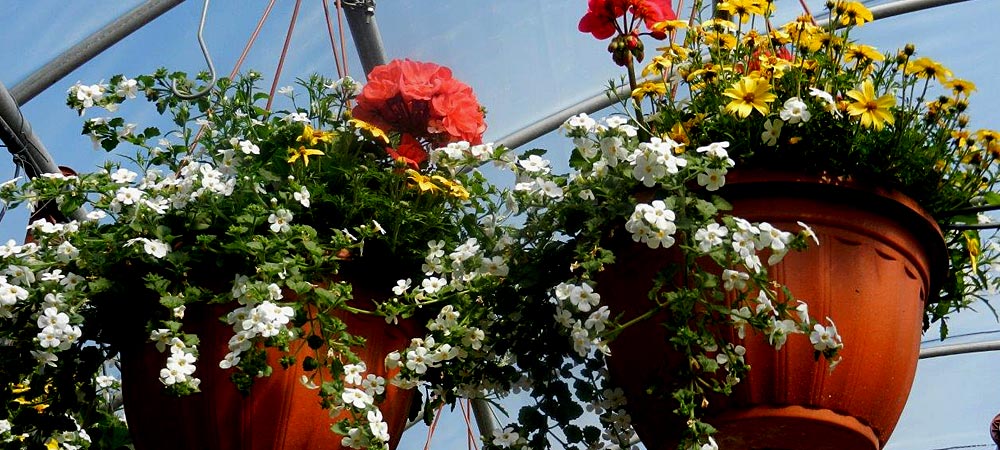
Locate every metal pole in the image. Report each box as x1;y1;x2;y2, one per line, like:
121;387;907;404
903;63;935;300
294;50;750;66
10;0;186;106
472;398;498;440
0;81;87;221
343;0;388;78
918;339;1000;359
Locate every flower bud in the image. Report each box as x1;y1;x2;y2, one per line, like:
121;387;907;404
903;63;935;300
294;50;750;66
903;43;916;56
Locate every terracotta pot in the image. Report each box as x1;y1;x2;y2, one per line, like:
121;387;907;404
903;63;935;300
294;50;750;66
602;172;946;450
120;297;418;450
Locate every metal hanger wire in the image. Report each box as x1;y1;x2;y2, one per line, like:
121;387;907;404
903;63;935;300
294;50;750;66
171;0;217;100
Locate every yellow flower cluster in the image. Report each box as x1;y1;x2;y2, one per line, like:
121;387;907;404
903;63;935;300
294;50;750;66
405;169;470;200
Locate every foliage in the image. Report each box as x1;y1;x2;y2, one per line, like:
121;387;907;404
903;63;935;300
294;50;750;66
468;1;1000;449
0;61;520;449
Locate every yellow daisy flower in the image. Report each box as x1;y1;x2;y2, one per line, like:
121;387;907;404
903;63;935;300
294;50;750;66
349;118;390;143
406;169;440;193
834;1;874;26
723;76;776;118
905;57;953;82
945;78;977;96
845;44;884;63
296;124;334;146
632;80;667;101
287;145;325;166
845;80;896;130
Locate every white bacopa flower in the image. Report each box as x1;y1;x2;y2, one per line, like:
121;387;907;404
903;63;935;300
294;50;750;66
565;113;597;132
115;186;144;205
343;362;367;385
779;96;811;124
492;427;521;447
722;269;749;291
372;220;386;235
392;278;411;296
797;220;820;245
284;112;310;123
268;209;293;233
694;222;729;253
808;87;841;117
697;168;727;191
420;276;446;294
109;168;138;184
518;154;551;173
405;346;429;373
538;178;564;198
810;318;843;352
236;139;260;155
293;186;310;207
568;283;600;312
115;78;138;98
761;118;783;146
277;86;294;96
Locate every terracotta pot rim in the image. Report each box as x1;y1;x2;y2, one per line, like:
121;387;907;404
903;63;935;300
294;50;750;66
721;169;949;300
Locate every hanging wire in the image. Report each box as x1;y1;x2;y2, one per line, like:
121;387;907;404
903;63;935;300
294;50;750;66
227;0;278;80
265;0;304;111
321;0;344;78
171;0;218;100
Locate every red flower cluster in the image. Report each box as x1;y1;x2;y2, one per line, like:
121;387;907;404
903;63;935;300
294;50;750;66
352;59;486;167
578;0;676;40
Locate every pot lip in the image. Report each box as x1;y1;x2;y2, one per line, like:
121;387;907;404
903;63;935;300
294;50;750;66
721;169;949;302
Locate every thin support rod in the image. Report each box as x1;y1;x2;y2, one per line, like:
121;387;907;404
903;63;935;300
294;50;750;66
494;0;977;151
343;0;388;78
495;85;629;150
10;0;185;106
0;81;87;222
919;339;1000;359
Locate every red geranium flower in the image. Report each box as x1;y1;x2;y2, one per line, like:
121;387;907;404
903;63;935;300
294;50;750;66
579;0;677;40
579;0;628;40
353;59;486;152
387;133;428;170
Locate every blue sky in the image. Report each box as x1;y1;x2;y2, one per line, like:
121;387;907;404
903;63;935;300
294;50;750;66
2;1;1000;448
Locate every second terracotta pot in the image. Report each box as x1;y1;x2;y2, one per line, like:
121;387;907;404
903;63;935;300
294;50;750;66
602;172;946;450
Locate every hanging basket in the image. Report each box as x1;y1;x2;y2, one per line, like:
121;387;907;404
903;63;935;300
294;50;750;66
119;291;418;450
602;171;947;450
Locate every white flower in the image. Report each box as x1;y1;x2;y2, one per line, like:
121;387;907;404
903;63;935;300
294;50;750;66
126;238;169;258
518;154;551;173
538;178;564;198
779;97;811;124
568;283;600;312
492;427;521;447
797;221;820;245
405;347;429;373
761;118;783;146
268;209;293;233
809;87;841;117
372;220;386;235
421;276;446;294
565;113;597;132
115;187;144;205
697;168;727;191
810;318;843;352
700;436;719;450
722;269;749;291
238;139;260;155
86;210;107;221
277;86;294;96
116;78;138;98
110;168;138;184
694;223;728;253
392;278;411;296
343;362;367;385
293;186;310;207
284;112;310;123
